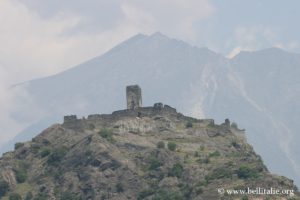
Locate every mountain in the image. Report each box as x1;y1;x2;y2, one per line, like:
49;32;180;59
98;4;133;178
1;32;300;187
0;104;299;199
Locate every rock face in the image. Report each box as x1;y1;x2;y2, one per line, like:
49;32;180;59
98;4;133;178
0;104;299;200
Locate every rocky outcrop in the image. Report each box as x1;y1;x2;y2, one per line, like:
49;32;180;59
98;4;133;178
0;105;299;200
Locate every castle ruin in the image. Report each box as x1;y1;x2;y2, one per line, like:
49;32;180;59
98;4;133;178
126;85;142;110
63;85;215;129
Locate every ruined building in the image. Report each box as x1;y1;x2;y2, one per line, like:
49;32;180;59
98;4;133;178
126;85;142;110
63;85;216;129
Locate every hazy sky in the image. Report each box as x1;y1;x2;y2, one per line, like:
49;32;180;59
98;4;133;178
0;1;299;141
0;0;299;145
1;0;299;86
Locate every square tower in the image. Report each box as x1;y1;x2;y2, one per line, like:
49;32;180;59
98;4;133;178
126;85;142;110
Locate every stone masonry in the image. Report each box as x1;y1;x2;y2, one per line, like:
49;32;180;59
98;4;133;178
126;85;142;110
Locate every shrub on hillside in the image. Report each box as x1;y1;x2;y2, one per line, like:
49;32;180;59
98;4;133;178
169;163;184;178
0;180;9;198
148;158;162;171
157;141;165;149
185;121;193;128
9;193;22;200
47;148;67;165
40;148;51;158
14;143;24;150
15;161;29;183
208;150;220;158
116;183;124;193
15;170;27;183
60;192;81;200
237;165;260;179
167;142;177;151
25;191;33;200
98;128;114;142
137;189;155;200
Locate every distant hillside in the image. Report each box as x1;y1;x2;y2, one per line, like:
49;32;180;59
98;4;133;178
1;32;300;187
0;104;298;200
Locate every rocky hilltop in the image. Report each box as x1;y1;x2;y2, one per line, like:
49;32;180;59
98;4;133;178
0;102;299;200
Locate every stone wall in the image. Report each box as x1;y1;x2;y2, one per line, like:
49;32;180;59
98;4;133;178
63;103;215;130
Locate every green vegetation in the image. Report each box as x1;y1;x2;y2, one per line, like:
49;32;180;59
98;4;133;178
194;151;199;157
197;157;210;164
195;180;208;187
25;192;33;200
180;184;193;199
200;146;205;151
14;143;24;150
195;187;203;195
98;128;114;142
60;191;81;200
0;180;9;198
148;157;162;171
15;170;27;183
167;142;177;151
208;150;221;158
153;189;183;200
30;144;41;154
156;141;165;149
9;193;22;200
116;183;124;193
138;189;155;200
169;163;184;178
138;188;187;200
231;141;240;149
33;192;48;200
52;170;64;181
47;147;67;165
206;167;232;180
15;161;30;183
237;165;260;179
40;148;51;158
241;196;249;200
185;121;193;128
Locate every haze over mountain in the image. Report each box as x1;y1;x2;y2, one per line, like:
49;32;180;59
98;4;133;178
1;32;300;186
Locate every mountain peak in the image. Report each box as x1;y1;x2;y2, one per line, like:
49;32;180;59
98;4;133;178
233;47;292;59
149;32;170;39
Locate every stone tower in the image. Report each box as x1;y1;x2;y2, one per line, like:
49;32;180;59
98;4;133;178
126;85;142;110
